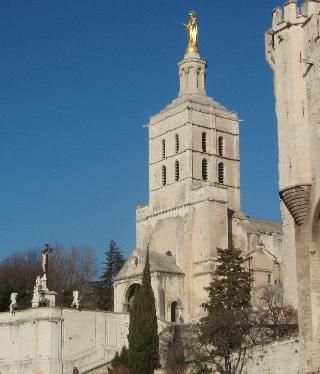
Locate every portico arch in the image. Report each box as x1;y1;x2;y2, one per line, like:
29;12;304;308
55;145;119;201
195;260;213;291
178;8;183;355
123;283;141;312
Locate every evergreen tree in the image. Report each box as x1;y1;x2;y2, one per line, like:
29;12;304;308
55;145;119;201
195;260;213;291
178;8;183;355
199;247;253;374
128;249;159;374
108;346;129;373
100;240;125;311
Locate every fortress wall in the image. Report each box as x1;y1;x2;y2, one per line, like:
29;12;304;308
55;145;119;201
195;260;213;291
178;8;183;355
0;308;129;374
244;338;299;374
157;336;299;374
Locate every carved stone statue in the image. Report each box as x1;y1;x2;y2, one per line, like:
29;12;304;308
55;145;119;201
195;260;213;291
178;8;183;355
32;275;48;307
40;273;48;291
9;293;18;315
32;276;42;308
41;243;53;274
71;290;80;310
183;11;198;52
35;275;41;288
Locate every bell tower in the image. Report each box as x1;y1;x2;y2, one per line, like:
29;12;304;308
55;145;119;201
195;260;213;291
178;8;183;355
147;13;240;214
135;12;240;320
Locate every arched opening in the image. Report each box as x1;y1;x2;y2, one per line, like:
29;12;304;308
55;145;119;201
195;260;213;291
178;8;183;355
202;132;207;152
169;299;184;323
124;283;141;312
175;134;179;153
218;162;225;184
218;136;224;156
202;158;208;181
171;301;178;322
162;165;167;186
175;160;180;181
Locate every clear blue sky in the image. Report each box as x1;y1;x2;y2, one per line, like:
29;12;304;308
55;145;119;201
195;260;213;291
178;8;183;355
0;0;284;262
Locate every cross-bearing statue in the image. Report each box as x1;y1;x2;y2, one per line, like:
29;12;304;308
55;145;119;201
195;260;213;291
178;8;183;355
41;243;53;275
32;244;57;308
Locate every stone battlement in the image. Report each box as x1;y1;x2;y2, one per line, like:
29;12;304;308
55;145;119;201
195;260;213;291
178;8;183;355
272;2;303;29
271;0;320;29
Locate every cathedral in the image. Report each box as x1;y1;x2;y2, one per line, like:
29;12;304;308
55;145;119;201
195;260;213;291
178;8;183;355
114;12;283;323
3;3;320;372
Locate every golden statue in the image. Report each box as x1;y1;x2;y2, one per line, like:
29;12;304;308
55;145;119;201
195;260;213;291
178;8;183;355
183;11;198;53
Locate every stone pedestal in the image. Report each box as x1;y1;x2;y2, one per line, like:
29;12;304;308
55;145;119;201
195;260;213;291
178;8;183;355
43;290;57;307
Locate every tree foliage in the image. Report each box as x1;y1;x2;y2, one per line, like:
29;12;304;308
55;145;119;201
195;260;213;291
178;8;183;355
253;287;298;341
128;249;159;374
99;240;126;311
199;247;253;374
190;362;212;374
108;346;130;374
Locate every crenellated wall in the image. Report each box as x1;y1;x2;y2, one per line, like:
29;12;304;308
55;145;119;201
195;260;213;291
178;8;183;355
266;0;320;372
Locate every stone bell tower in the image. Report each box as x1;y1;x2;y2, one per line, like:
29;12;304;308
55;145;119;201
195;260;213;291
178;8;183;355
131;12;240;321
115;12;240;321
266;1;320;372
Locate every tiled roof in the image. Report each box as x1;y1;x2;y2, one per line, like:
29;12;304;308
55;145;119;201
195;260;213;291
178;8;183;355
233;211;282;235
115;249;184;281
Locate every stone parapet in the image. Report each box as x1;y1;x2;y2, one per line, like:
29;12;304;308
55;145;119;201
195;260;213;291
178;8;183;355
0;308;129;374
270;0;320;31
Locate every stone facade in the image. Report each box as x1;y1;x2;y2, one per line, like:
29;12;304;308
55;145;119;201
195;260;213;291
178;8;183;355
114;40;284;323
266;0;320;372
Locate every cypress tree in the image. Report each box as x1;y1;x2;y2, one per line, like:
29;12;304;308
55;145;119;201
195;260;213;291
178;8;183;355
128;249;159;374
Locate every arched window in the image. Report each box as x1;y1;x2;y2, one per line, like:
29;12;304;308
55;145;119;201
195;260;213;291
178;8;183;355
202;132;207;152
218;136;224;156
175;160;180;181
171;301;178;322
162;165;167;186
218;162;225;184
175;134;179;153
162;139;166;159
202;158;208;181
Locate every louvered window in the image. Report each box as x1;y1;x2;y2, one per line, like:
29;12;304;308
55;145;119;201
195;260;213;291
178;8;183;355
175;160;180;181
218;136;224;156
175;134;179;153
162;165;167;186
162;139;166;159
218;162;225;184
202;159;208;181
